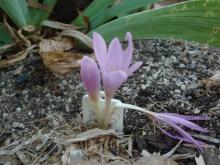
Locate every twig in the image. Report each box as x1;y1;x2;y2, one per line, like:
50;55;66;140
191;133;220;144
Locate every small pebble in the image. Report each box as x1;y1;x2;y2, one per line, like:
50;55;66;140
179;63;185;69
141;84;147;90
174;89;181;94
16;74;29;84
16;107;22;112
3;113;8;119
194;108;201;114
180;85;186;91
28;111;32;116
12;122;25;129
66;104;70;112
67;98;72;103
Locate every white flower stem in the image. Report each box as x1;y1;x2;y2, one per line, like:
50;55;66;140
102;96;112;129
92;100;102;126
116;103;155;116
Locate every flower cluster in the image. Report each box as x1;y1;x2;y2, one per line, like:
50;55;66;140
80;32;209;152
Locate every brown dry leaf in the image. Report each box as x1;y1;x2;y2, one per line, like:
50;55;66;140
210;71;220;81
28;0;52;12
61;30;93;49
41;20;82;30
39;38;74;53
62;156;178;165
56;128;116;145
40;51;83;75
39;38;82;75
200;71;220;93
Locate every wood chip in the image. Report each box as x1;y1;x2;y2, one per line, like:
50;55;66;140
195;155;206;165
55;128;116;145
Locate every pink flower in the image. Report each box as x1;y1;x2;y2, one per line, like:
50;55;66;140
152;113;209;152
93;32;143;98
80;56;101;102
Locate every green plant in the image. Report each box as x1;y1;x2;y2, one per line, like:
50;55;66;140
73;0;162;29
84;0;220;47
0;0;57;27
0;23;12;47
1;0;220;49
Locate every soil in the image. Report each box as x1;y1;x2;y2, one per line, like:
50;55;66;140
51;0;93;23
0;39;220;164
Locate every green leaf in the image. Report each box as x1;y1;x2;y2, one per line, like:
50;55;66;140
90;0;161;29
0;0;30;27
29;0;58;26
89;0;220;47
72;0;115;26
0;23;13;46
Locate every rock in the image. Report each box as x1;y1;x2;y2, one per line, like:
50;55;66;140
16;74;29;84
16;107;22;112
180;84;186;91
179;63;186;69
12;122;25;129
174;89;181;94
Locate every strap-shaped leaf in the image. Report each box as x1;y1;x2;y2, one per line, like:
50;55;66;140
90;0;220;47
0;23;12;47
0;0;30;27
29;0;58;26
90;0;162;29
73;0;115;26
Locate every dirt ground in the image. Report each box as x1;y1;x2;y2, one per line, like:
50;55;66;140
0;39;220;164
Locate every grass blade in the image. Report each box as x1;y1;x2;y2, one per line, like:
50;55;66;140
89;0;220;47
0;0;30;27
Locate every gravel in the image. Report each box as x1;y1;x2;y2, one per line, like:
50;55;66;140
0;39;220;159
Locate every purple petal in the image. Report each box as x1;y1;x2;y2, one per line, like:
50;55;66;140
162;113;210;121
157;118;203;152
93;32;107;69
80;56;101;101
127;61;143;75
122;32;133;70
160;128;205;146
102;71;128;98
157;114;209;133
107;37;123;71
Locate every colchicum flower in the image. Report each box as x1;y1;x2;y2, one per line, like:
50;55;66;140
80;32;209;152
80;56;101;102
119;103;209;152
152;113;209;152
93;32;143;98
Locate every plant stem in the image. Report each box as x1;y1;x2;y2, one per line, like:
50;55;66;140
102;96;112;129
93;101;102;126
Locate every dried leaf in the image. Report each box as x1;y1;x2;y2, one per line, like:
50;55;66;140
41;20;81;30
210;71;220;81
28;0;52;12
66;156;178;165
61;30;93;49
200;71;220;93
39;38;74;53
56;128;116;145
40;51;83;75
62;146;86;165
